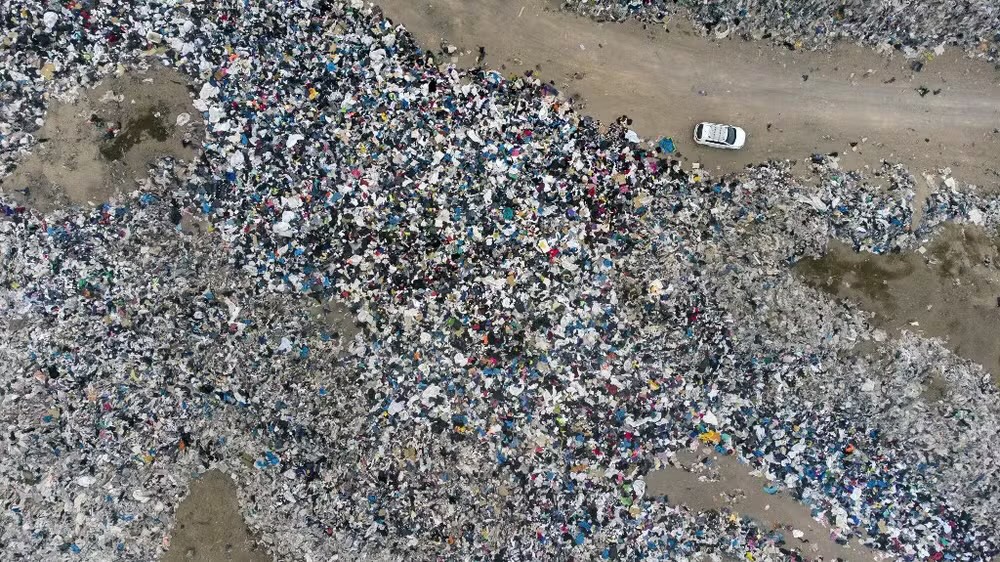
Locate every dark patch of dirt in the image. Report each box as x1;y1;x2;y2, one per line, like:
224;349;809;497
99;109;171;161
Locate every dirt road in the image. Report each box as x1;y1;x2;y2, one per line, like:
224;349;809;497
377;0;1000;189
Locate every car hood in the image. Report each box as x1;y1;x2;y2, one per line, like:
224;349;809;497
733;127;746;147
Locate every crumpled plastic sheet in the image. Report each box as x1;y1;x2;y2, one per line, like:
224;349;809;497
561;0;1000;62
2;1;1000;561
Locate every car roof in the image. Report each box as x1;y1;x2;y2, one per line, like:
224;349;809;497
699;122;732;144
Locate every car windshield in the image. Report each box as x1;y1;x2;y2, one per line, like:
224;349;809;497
726;127;737;144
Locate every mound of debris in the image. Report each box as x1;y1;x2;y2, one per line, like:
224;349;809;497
561;0;1000;62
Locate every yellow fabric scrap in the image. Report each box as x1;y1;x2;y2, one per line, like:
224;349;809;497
698;430;722;444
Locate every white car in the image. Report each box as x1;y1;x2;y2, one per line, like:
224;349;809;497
693;122;746;149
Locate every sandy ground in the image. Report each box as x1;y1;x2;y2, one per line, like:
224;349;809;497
0;64;202;211
308;298;363;355
163;471;271;562
797;225;1000;382
648;450;879;562
377;0;1000;191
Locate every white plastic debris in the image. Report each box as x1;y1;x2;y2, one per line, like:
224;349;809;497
42;11;58;31
199;82;220;100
